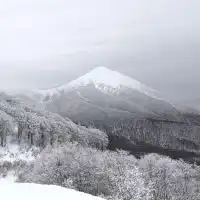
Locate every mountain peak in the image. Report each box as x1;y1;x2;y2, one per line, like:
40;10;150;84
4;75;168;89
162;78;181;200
89;66;111;73
69;66;133;88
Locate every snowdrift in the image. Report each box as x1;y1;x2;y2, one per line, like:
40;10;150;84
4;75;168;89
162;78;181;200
1;183;105;200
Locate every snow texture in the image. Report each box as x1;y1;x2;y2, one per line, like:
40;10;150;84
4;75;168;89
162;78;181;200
0;143;35;163
0;171;16;183
0;183;105;200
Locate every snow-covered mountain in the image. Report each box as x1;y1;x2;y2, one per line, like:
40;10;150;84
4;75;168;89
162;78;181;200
36;66;159;100
12;66;181;122
30;67;180;121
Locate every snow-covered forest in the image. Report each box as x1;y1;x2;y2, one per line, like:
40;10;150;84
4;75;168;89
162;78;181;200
0;93;108;149
0;93;199;200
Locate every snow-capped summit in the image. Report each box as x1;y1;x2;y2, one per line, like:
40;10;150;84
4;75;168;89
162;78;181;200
38;66;158;98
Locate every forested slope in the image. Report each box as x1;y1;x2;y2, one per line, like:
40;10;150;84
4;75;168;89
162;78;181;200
0;93;108;150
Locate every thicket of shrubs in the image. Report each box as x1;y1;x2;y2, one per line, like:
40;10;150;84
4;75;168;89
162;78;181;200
17;142;152;200
17;142;200;200
139;154;200;200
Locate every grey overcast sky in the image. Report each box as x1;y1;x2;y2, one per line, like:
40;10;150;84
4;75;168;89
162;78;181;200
0;0;200;101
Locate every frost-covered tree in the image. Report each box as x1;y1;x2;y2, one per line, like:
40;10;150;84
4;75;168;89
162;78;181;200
69;122;108;149
139;154;200;200
107;151;152;200
0;110;14;146
17;143;152;200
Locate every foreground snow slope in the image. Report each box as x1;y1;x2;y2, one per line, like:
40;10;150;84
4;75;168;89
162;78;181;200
1;183;105;200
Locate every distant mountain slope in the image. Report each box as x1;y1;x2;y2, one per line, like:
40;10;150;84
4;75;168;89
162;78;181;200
25;66;181;121
15;67;180;120
177;98;200;114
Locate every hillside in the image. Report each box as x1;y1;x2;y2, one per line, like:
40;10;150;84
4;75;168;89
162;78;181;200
0;92;108;150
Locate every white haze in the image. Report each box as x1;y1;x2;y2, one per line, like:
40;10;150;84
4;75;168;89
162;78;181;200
0;0;199;101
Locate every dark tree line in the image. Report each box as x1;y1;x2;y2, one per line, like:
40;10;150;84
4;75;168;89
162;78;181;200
77;116;200;163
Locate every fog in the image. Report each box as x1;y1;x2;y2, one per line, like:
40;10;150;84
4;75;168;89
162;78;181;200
0;0;200;101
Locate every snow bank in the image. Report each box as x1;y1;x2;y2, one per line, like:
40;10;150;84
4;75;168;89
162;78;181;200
1;183;105;200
